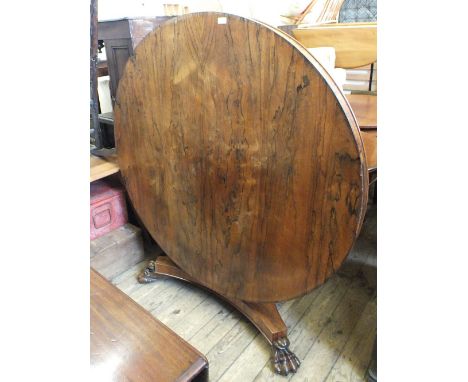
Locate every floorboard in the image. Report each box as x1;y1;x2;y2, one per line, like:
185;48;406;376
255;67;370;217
108;205;377;382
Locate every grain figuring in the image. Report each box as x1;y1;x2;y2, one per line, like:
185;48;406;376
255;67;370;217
114;13;368;302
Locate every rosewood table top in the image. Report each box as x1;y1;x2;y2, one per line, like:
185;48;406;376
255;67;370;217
115;13;368;302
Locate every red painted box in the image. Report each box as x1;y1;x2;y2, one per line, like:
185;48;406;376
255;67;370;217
90;179;128;240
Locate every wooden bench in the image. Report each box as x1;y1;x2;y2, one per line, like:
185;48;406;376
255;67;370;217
90;269;209;381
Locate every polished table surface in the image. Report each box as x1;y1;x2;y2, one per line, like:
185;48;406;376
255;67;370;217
114;13;368;302
346;94;377;129
346;94;377;170
90;269;208;381
89;94;376;179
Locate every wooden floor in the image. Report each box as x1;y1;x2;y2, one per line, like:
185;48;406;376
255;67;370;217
108;205;376;382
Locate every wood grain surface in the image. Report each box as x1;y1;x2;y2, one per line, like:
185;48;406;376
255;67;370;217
90;154;119;182
346;94;377;129
360;130;377;170
149;255;288;343
292;23;377;69
115;13;368;302
90;268;208;381
345;94;377;169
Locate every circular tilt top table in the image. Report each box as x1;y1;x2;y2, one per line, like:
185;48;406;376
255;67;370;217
114;12;368;375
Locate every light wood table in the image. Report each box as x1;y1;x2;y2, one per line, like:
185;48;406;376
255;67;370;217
291;23;377;69
90;154;119;182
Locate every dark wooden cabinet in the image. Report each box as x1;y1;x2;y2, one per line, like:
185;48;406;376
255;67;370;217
98;17;172;104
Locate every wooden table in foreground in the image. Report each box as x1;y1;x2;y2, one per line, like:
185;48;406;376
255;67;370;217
90;269;209;381
346;94;377;170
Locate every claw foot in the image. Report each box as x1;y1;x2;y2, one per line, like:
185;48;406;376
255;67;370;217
272;337;300;376
137;260;159;284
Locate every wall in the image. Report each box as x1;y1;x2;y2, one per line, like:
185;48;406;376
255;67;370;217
98;0;311;27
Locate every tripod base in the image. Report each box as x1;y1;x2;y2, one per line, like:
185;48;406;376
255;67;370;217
138;256;300;376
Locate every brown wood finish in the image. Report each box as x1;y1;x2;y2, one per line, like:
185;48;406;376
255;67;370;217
345;94;377;169
98;17;172;103
138;256;301;375
115;12;368;303
282;23;374;205
97;60;108;77
360;130;377;170
140;256;288;343
90;268;208;381
112;201;376;381
346;94;377;129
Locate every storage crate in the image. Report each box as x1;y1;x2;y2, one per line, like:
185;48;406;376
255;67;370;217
90;179;127;240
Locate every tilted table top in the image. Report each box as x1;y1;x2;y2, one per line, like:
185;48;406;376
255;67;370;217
115;12;368;302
